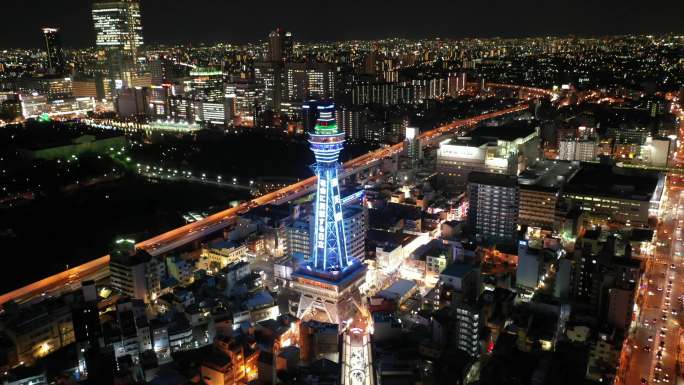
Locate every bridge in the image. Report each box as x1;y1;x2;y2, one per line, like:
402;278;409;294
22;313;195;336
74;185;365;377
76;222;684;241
0;83;546;306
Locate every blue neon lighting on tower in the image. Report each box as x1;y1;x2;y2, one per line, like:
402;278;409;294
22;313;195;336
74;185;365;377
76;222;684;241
309;103;350;272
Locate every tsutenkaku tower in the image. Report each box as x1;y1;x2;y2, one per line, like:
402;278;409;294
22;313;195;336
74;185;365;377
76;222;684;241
309;103;350;273
292;102;366;325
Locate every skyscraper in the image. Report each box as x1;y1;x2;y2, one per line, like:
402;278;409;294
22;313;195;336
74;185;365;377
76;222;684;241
291;103;366;324
268;28;292;62
92;0;143;91
42;28;65;75
92;0;143;53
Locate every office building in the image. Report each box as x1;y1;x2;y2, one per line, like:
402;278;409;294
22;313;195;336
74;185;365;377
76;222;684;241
292;103;366;324
284;63;335;101
169;96;195;123
187;68;224;101
254;62;281;112
196;99;233;127
109;241;165;303
42;27;65;75
92;0;143;52
517;160;580;229
72;75;106;100
437;124;540;189
268;28;293;62
225;80;258;126
563;163;662;227
146;85;170;118
92;0;143;91
467;172;519;244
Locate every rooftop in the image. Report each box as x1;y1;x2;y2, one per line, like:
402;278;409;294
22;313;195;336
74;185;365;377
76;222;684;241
468;171;518;187
518;159;581;191
440;262;477;278
469;122;537;142
564;163;660;201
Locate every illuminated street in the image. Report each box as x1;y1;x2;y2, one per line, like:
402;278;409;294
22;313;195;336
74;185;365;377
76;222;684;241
621;99;684;385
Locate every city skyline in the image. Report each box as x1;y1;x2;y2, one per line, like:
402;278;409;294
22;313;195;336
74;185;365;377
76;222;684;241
2;0;684;48
0;1;683;384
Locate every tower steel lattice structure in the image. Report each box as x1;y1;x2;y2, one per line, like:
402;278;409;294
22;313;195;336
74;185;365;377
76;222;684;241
292;102;366;325
309;103;350;272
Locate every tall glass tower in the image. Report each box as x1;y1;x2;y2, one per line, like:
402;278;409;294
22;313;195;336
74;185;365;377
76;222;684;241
292;102;366;325
309;104;350;272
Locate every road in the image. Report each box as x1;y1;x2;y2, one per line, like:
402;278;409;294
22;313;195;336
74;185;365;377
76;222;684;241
619;97;684;385
0;87;538;306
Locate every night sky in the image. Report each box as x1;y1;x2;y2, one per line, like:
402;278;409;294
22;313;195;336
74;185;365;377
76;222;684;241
2;0;683;48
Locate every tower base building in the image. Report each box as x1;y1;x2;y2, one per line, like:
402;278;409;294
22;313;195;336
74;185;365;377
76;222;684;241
293;263;366;324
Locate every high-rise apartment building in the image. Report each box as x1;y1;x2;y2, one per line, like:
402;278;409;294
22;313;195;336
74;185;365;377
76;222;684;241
454;302;482;358
467;172;519;244
405;127;422;169
558;138;598;161
42;27;65;75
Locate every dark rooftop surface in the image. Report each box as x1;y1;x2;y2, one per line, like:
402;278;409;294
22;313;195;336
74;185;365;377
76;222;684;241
469;122;537;142
468;171;518;187
518;160;581;191
564;163;659;201
440;262;477;278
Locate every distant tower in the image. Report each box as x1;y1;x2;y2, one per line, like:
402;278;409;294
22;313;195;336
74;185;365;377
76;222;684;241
340;313;376;385
42;27;65;75
291;103;366;325
268;28;292;62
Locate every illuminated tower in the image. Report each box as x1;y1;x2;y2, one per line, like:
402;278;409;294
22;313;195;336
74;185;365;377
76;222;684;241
292;103;366;325
310;104;349;272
